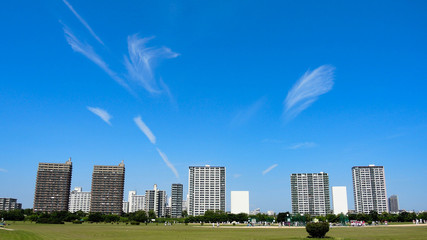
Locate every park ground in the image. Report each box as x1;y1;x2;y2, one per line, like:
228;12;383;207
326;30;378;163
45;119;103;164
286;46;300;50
0;222;426;239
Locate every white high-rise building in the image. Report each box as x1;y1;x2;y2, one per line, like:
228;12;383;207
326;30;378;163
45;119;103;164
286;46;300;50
352;165;388;214
128;191;146;213
68;187;91;213
123;201;129;213
230;191;249;214
290;173;330;216
188;165;226;216
332;186;348;215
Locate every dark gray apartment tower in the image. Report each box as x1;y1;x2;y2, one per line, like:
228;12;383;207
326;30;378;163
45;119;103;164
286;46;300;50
171;183;183;218
0;198;22;211
290;172;330;216
33;159;72;212
90;161;125;214
352;165;388;214
145;184;166;217
388;195;399;213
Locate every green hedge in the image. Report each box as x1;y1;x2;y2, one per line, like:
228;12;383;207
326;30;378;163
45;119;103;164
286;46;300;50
306;222;329;238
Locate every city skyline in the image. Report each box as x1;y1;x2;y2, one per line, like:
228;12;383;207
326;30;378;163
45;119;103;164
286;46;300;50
1;1;427;213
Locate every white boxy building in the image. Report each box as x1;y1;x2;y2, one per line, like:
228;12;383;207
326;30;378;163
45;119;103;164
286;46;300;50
332;186;348;214
230;191;249;214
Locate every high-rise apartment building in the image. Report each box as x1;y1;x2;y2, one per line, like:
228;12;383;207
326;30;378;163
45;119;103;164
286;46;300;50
0;198;22;211
145;184;166;217
332;186;348;215
68;187;91;213
90;162;125;214
33;159;72;212
171;183;183;218
230;191;249;214
128;191;146;213
123;201;129;213
352;165;388;214
188;165;226;216
388;195;399;213
290;172;330;216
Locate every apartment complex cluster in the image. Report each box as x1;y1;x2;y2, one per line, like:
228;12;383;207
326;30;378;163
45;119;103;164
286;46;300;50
2;159;400;217
31;160;232;217
291;165;397;216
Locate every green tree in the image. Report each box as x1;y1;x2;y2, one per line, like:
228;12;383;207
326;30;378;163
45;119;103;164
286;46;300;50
182;210;188;217
88;212;104;222
131;210;148;222
277;212;290;223
148;210;157;220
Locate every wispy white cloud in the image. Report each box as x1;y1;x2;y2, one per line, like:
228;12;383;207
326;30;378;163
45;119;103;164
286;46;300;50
0;168;7;173
124;34;179;94
233;174;242;178
63;25;130;90
87;106;112;125
287;142;317;150
133;116;156;144
284;65;335;120
63;0;104;45
156;148;179;178
262;164;278;175
231;97;267;126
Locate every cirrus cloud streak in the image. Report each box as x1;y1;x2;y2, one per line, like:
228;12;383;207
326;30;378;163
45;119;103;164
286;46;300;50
284;65;335;120
133;116;156;144
87;106;112;125
262;164;278;175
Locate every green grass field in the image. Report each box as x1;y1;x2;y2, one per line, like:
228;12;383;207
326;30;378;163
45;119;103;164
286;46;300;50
1;222;426;240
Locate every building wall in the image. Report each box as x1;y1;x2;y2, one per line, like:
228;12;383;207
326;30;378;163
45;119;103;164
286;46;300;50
0;198;22;211
123;201;129;213
90;162;125;214
145;185;166;217
352;165;388;214
230;191;249;214
68;187;91;213
128;191;145;213
171;183;183;218
332;186;348;214
388;195;399;213
188;166;226;216
291;173;330;216
33;159;72;212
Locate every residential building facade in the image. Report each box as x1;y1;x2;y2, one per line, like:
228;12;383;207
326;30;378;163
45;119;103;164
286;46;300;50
145;184;166;217
291;172;330;216
388;195;399;213
0;198;22;211
171;183;183;218
33;158;72;212
352;165;388;214
188;165;226;216
90;161;125;214
68;187;91;213
128;191;146;213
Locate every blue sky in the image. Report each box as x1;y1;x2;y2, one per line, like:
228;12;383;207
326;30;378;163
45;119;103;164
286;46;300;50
1;0;426;212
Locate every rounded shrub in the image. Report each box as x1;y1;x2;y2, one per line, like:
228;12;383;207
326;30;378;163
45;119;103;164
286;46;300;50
130;221;140;225
305;222;329;238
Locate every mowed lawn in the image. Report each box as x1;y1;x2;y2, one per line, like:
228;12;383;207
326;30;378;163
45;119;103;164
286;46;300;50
1;222;426;240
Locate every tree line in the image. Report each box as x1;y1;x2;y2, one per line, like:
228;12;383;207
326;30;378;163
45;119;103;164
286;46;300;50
1;209;426;224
